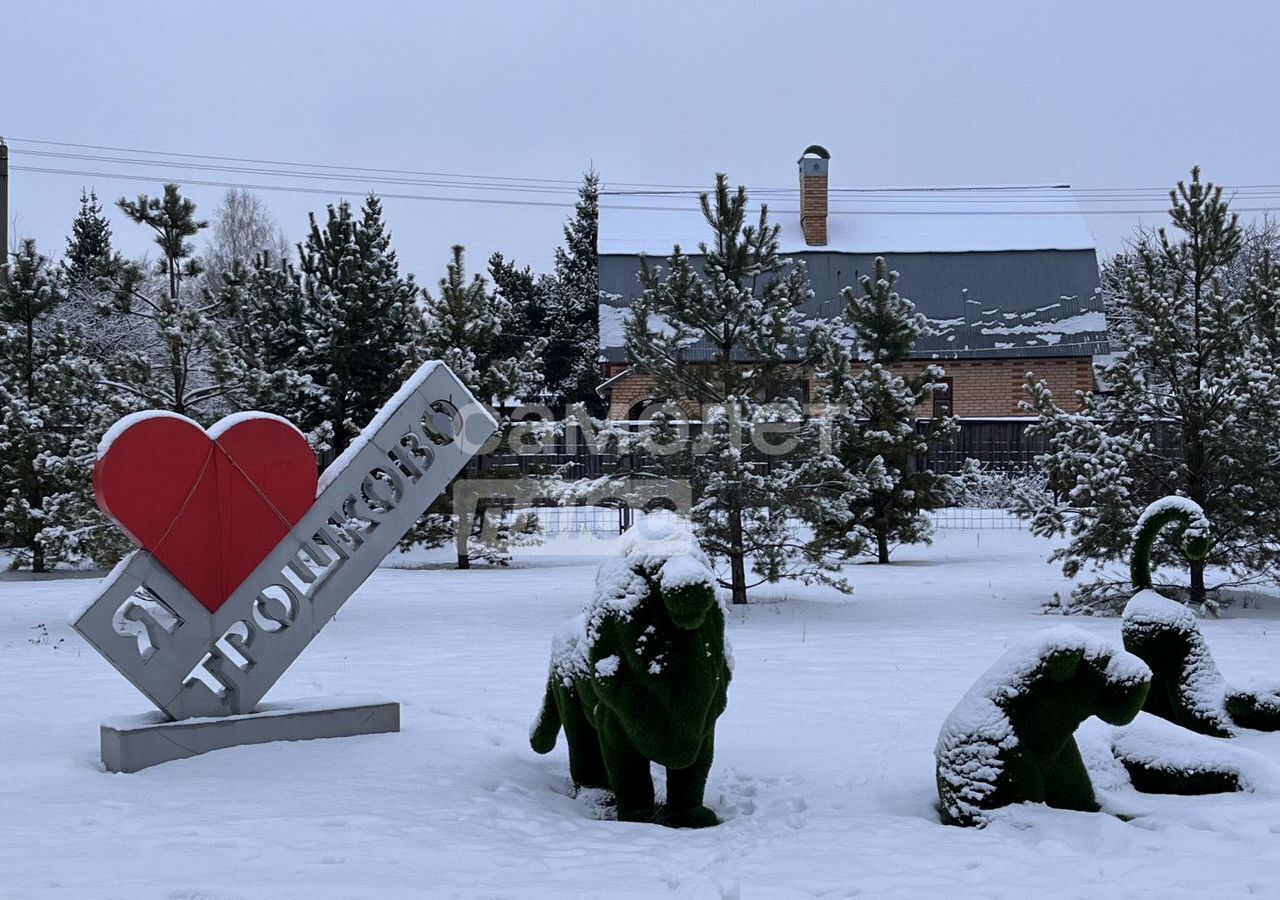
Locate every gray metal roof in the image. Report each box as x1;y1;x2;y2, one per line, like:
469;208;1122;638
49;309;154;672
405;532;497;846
599;247;1107;362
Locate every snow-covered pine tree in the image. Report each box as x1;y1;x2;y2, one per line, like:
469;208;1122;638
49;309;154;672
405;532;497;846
625;174;859;604
1020;168;1280;612
0;241;120;571
813;256;956;563
297;195;424;456
406;245;545;568
102;184;237;419
544;171;601;407
212;252;323;442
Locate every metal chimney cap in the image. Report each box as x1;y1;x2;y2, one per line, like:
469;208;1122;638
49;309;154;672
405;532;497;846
797;144;830;162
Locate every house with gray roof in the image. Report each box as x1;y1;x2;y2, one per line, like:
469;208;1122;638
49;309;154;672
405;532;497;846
596;146;1105;432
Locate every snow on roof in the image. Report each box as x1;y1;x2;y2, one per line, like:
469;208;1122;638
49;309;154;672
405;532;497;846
599;185;1097;256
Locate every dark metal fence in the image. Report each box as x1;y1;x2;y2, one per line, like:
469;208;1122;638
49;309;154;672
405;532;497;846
465;418;1049;478
921;419;1047;474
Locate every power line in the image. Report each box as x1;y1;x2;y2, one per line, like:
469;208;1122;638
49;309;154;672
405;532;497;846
23;135;1277;199
6;136;586;187
13;149;583;196
8;137;1280;218
15;166;1280;217
9;165;579;210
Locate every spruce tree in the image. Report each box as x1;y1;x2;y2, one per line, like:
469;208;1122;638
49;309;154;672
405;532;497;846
422;245;541;406
0;241;118;571
213;253;322;440
489;250;553;384
59;190;142;363
63;190;115;286
626;174;859;603
545;171;601;406
297;195;424;455
408;245;544;567
1020;168;1280;611
813;257;957;563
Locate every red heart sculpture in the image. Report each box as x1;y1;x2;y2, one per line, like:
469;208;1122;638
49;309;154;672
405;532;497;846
95;412;318;613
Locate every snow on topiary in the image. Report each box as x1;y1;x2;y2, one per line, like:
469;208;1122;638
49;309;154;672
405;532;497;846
1128;495;1210;594
1121;590;1234;737
530;515;731;828
935;625;1150;827
1225;682;1280;732
1109;713;1277;796
1123;496;1280;734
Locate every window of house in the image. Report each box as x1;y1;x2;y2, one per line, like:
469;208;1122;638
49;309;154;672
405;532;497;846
754;380;810;406
933;377;954;418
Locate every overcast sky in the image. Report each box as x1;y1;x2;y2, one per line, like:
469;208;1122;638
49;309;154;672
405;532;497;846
6;1;1280;282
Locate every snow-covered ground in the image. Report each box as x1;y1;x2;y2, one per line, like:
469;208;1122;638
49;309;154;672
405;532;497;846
5;528;1280;899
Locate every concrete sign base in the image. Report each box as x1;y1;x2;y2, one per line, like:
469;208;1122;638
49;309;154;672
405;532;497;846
100;695;401;773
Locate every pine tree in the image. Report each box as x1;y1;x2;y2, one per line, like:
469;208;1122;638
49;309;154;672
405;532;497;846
0;241;119;571
626;174;859;604
408;245;544;567
1020;168;1280;612
544;171;601;406
102;184;235;419
813;257;957;563
297;195;424;455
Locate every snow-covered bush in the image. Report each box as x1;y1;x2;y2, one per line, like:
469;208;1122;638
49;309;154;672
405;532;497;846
953;459;1048;511
530;516;731;828
935;626;1150;827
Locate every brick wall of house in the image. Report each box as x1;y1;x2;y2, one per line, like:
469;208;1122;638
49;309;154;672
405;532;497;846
893;357;1094;418
602;357;1094;420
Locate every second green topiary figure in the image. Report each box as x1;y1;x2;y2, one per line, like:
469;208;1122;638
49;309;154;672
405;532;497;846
530;517;731;828
1122;496;1280;735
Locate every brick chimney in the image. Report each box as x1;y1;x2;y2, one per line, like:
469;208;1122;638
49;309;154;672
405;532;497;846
798;145;830;247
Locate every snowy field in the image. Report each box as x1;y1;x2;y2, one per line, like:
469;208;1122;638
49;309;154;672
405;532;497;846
5;527;1280;899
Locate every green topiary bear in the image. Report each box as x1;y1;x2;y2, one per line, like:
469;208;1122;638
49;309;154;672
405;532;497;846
1122;496;1280;735
936;626;1150;827
530;518;731;828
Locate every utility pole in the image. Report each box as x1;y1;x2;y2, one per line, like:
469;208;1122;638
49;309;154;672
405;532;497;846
0;137;8;277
